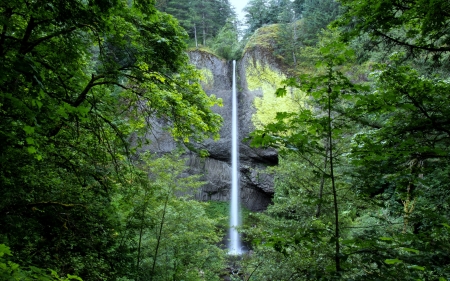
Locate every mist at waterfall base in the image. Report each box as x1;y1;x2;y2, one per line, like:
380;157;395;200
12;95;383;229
229;60;243;255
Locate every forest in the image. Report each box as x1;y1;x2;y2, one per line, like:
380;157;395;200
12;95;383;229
1;0;450;280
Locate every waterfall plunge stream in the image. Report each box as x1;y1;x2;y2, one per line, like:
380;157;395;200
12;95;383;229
229;60;242;255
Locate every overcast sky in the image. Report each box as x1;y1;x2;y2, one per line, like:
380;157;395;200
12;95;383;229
229;0;249;23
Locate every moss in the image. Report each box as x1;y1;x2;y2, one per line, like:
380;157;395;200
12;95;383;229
198;68;214;90
244;24;280;52
246;61;304;129
187;45;216;55
242;24;306;128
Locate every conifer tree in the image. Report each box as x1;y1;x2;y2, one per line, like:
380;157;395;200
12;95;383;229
157;0;234;47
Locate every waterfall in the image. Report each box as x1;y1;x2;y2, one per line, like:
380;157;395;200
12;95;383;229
229;60;242;255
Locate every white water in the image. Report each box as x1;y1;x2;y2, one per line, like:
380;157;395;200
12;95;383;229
229;60;242;255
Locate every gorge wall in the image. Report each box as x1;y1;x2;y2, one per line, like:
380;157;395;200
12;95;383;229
143;44;292;211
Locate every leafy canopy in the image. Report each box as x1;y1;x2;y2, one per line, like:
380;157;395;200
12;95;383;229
0;0;223;279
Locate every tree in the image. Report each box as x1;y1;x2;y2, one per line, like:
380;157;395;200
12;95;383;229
0;0;222;279
0;244;82;281
248;31;361;278
274;4;300;67
211;18;243;60
344;56;450;280
243;0;273;35
156;0;234;47
243;0;294;36
292;0;305;16
116;153;226;281
332;1;450;278
337;0;450;62
300;0;341;45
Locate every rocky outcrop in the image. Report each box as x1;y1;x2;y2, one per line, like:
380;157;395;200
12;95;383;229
144;47;291;211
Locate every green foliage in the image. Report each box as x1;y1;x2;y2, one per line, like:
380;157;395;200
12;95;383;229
273;19;301;67
243;0;293;36
0;244;82;281
243;9;450;279
157;0;234;47
243;0;275;35
211;19;243;61
244;59;304;130
204;201;229;229
341;56;450;280
235;0;450;279
300;0;341;46
246;33;360;279
337;0;450;61
203;201;253;231
3;0;450;280
114;153;226;281
0;0;222;280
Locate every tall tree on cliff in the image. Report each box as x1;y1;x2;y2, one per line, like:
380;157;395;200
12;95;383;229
156;0;234;47
243;0;293;35
243;0;273;35
300;0;340;45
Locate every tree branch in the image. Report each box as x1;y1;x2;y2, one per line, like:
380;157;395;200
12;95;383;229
375;30;450;53
23;26;77;54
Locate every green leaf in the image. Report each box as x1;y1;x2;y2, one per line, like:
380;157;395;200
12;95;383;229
275;87;287;97
408;265;425;271
77;106;90;117
67;274;83;280
23;125;35;135
0;244;12;257
384;259;402;265
402;247;419;254
379;236;393;241
27;146;37;154
341;239;355;245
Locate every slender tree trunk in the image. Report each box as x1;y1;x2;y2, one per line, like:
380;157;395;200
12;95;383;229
316;141;329;218
136;188;149;281
150;193;170;281
327;80;341;272
194;23;198;48
136;210;145;280
202;12;206;46
292;11;297;66
135;180;154;281
403;160;418;233
0;8;13;56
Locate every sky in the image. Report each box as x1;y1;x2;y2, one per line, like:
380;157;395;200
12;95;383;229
229;0;249;23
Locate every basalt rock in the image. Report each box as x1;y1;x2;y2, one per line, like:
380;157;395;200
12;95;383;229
144;47;289;211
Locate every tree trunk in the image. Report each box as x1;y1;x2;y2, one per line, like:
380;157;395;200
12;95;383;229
150;193;170;281
194;23;198;48
136;184;150;280
327;79;341;272
292;11;297;66
202;12;206;46
316;141;329;218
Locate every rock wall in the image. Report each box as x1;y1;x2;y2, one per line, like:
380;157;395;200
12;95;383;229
143;48;291;211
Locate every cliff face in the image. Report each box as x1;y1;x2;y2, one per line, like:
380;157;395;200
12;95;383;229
143;46;290;211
